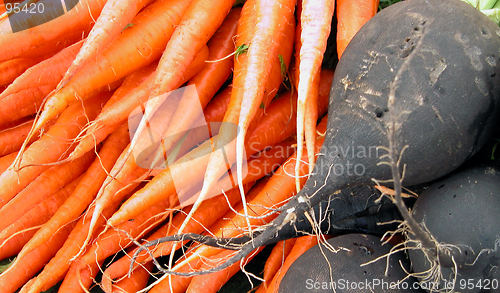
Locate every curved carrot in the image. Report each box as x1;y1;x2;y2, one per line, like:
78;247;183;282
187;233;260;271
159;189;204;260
13;123;129;267
0;148;95;233
58;0;156;89
336;0;379;58
19;184;137;293
0;215;77;293
0;152;17;174
262;238;297;288
0;177;80;260
295;0;335;191
186;247;264;293
0;55;49;86
21;0;193;160
0;117;55;157
108;261;153;293
0;0;105;62
0;41;84;127
0;91;111;207
265;235;320;293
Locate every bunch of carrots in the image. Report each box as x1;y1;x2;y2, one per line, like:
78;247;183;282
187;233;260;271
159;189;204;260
0;0;382;292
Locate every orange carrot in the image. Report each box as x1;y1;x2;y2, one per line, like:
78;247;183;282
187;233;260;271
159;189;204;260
58;0;156;89
262;238;297;288
14;123;130;266
22;0;193;156
57;258;104;293
233;0;297;210
0;55;50;86
65;199;173;292
0;148;95;233
265;236;322;293
0;40;84;127
0;151;16;174
0;90;111;207
19;184;137;293
68;43;208;161
109;261;153;293
155;7;240;161
0;177;80;260
0;0;105;62
0;118;55;157
336;0;379;58
150;0;235;98
0;215;77;293
186;247;264;293
294;0;335;191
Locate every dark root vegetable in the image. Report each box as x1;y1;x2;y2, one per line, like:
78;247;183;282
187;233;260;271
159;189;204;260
407;165;500;292
278;233;425;293
139;0;500;276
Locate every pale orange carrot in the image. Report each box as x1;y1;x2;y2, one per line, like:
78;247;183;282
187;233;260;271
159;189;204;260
294;0;335;191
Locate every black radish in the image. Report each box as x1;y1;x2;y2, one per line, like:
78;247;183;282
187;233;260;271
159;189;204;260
407;164;500;292
278;233;425;293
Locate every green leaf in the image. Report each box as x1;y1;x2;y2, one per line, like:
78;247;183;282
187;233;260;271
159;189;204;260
122;23;135;32
235;44;249;61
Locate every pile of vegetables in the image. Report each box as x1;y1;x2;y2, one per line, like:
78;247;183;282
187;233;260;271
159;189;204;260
0;0;499;292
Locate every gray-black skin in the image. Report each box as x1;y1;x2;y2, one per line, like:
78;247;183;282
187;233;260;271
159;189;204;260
147;0;500;276
407;165;500;292
278;233;425;293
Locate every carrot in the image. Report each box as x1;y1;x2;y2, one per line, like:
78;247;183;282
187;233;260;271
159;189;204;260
262;238;297;289
336;0;379;58
0;0;105;62
65;199;173;292
19;184;138;293
57;258;104;293
265;235;320;293
0;41;84;127
186;247;264;293
0;215;77;293
13;123;130;267
21;0;193;157
68;43;208;161
106;87;299;228
0;176;80;260
0;117;56;157
294;0;335;192
233;0;297;212
0;90;110;207
0;55;50;86
0;148;95;233
58;0;156;89
154;7;240;162
109;261;153;293
0;152;17;174
150;0;235;98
